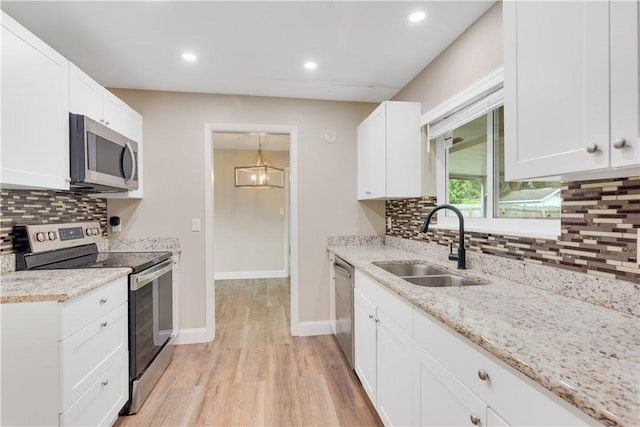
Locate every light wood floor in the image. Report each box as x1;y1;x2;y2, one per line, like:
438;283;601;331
116;277;382;426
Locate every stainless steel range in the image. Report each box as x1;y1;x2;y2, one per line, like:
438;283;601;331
13;221;175;415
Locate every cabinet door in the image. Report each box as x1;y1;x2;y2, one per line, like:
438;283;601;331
413;344;486;427
487;407;511;427
102;91;127;135
354;288;377;405
1;12;70;190
369;105;387;198
504;1;610;179
610;0;640;169
377;310;413;427
357;119;373;199
69;62;103;121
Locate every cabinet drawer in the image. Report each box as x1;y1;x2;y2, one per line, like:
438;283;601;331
413;309;597;426
59;303;128;411
60;276;127;339
355;270;413;336
60;352;128;427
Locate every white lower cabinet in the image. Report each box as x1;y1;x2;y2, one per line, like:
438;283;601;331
413;344;488;427
413;308;600;427
1;276;129;426
354;271;413;427
352;268;601;427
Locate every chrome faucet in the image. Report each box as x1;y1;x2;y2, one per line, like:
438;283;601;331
420;204;466;270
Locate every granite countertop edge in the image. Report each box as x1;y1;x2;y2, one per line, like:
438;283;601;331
0;268;132;304
328;244;639;427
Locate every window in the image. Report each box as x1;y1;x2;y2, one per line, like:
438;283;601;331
429;86;561;238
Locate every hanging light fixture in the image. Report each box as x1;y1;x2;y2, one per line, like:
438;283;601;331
234;135;284;189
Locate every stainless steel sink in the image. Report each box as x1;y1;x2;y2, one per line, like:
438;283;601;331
373;261;484;287
404;275;483;288
374;262;447;277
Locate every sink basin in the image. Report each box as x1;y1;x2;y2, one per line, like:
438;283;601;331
374;262;447;277
404;275;483;288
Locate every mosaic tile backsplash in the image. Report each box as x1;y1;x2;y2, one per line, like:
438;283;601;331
0;190;107;253
386;177;639;283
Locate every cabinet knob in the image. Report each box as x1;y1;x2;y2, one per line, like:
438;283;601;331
102;380;109;386
368;314;374;320
477;369;489;381
100;298;107;304
105;120;110;126
375;318;380;324
100;118;105;123
613;138;627;149
365;191;371;195
585;144;599;153
470;414;480;425
101;321;108;328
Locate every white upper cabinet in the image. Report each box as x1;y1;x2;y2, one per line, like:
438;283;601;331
357;101;422;200
1;11;70;191
504;1;640;180
69;63;138;142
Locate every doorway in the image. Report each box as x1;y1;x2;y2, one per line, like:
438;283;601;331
203;124;299;341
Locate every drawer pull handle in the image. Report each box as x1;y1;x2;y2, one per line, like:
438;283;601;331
101;321;108;328
613;138;627;149
100;298;107;304
477;369;489;381
470;414;480;425
102;380;109;386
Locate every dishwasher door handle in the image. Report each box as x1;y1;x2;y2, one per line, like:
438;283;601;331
334;263;352;279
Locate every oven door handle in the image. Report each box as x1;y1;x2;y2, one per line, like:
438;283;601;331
131;259;174;291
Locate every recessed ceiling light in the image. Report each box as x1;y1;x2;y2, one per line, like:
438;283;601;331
182;52;197;62
304;61;318;70
408;11;426;23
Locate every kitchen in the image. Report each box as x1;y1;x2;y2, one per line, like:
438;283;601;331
1;1;639;426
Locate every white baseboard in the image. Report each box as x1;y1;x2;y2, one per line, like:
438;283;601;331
173;327;212;345
297;321;333;337
215;270;289;280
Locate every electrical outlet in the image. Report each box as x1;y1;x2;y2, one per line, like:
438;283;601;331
387;217;392;230
191;218;201;232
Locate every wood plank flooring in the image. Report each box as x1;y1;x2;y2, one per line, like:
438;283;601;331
115;278;382;426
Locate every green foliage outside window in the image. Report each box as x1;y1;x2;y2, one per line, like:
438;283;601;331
449;179;482;204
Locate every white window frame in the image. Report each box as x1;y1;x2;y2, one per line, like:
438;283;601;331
423;68;561;240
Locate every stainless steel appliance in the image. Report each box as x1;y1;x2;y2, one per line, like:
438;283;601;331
69;113;139;192
333;256;355;369
13;221;174;415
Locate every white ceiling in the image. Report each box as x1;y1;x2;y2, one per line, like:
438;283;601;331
213;132;290;151
1;1;495;103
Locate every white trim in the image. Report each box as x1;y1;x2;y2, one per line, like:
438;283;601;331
435;217;561;240
173;328;209;345
214;270;289;280
297;321;333;337
421;66;504;126
205;123;300;343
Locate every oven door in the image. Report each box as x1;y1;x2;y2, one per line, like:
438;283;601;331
129;258;174;380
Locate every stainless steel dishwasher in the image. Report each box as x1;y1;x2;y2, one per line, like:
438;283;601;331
333;256;355;369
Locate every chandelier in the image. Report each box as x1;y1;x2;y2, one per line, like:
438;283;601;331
234;135;284;189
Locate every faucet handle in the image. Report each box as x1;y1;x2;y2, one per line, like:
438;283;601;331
448;242;459;261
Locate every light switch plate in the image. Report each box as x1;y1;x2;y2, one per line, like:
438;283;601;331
191;218;201;232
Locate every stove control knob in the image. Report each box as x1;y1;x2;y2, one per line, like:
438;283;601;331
47;231;57;241
36;232;46;242
86;228;93;236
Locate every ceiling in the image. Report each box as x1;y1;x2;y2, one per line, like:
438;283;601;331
213;133;290;151
1;1;495;103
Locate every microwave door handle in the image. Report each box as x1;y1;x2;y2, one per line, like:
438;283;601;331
124;141;136;185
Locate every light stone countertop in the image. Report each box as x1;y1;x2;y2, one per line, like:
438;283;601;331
0;268;131;303
329;244;640;427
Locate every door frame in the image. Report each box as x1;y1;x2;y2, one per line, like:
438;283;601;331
203;123;299;340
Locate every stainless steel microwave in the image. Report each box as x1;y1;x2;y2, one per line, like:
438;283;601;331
69;113;139;192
